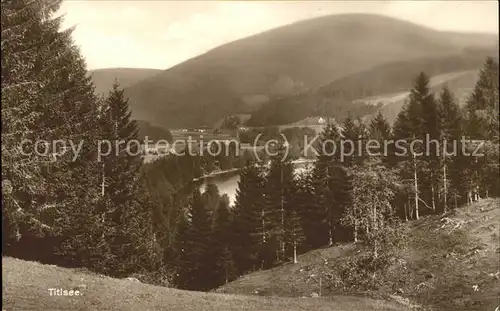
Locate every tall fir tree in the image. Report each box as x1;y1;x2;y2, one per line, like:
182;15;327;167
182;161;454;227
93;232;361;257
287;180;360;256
369;111;392;164
75;81;158;276
173;189;213;290
295;168;325;249
284;208;305;263
340;115;358;166
232;164;266;273
212;195;237;286
391;72;438;219
262;144;296;261
312;121;346;245
438;87;463;212
463;57;500;199
2;0;103;266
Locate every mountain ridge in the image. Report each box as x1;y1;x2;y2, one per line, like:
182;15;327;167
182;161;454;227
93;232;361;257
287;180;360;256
122;14;498;129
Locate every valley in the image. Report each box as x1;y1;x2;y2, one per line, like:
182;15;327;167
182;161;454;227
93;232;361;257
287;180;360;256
3;3;499;311
88;14;497;130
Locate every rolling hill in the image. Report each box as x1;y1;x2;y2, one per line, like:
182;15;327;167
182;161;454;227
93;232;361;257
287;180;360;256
136;120;173;143
372;69;481;124
2;257;408;311
89;68;162;96
246;49;498;126
123;14;497;129
218;199;500;311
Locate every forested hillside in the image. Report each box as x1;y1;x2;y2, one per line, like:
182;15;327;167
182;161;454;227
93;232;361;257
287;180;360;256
1;2;498;311
168;57;499;293
124;14;497;128
247;48;498;126
89;68;161;96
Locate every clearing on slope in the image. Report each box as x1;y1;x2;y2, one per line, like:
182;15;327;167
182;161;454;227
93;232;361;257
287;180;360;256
2;257;409;311
217;199;500;311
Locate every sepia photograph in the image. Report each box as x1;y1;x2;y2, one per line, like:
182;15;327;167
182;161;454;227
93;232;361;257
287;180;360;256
1;1;499;310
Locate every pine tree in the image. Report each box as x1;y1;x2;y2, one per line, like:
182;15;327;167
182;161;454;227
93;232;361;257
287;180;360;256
284;208;305;263
369;112;392;163
80;81;156;276
202;183;220;213
2;0;103;265
391;72;438;219
312;121;345;245
173;189;213;290
262;144;296;262
172;207;193;289
295;169;325;249
212;195;237;286
463;57;500;199
438;87;462;212
340;115;358;166
232;164;265;273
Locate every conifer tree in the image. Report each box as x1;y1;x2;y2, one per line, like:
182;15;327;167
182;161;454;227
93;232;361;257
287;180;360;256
2;0;103;265
438;87;462;212
295;169;324;249
311;121;355;245
284;208;305;263
262;144;296;261
340;115;358;166
172;208;193;289
369;112;392;163
202;183;221;213
173;189;213;290
82;81;156;276
463;57;500;199
232;164;266;273
391;72;438;219
212;195;237;286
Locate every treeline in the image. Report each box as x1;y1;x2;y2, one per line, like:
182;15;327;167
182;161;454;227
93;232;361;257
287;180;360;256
2;1;165;282
170;57;499;291
2;1;498;293
0;0;255;284
136;120;173;143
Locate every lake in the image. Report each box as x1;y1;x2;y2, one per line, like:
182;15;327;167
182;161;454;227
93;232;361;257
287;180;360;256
197;162;314;206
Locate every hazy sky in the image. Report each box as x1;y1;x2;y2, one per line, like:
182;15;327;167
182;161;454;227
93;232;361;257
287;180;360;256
58;1;499;70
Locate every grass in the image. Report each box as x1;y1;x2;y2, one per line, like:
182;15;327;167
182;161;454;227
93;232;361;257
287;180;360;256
218;199;500;311
3;200;498;311
2;257;409;311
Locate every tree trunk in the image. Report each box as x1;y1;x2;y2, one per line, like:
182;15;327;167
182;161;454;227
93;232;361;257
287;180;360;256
373;198;377;258
101;163;106;197
431;171;436;213
413;152;420;220
261;209;266;243
328;220;333;245
443;162;448;213
280;167;285;259
407;197;412;220
293;241;298;264
354;219;358;242
225;266;228;284
404;203;408;222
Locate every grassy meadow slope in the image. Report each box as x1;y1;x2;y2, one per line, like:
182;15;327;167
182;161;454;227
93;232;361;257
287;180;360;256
2;259;408;311
218;199;500;311
373;70;480;124
89;68;162;96
124;14;497;129
247;49;497;126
